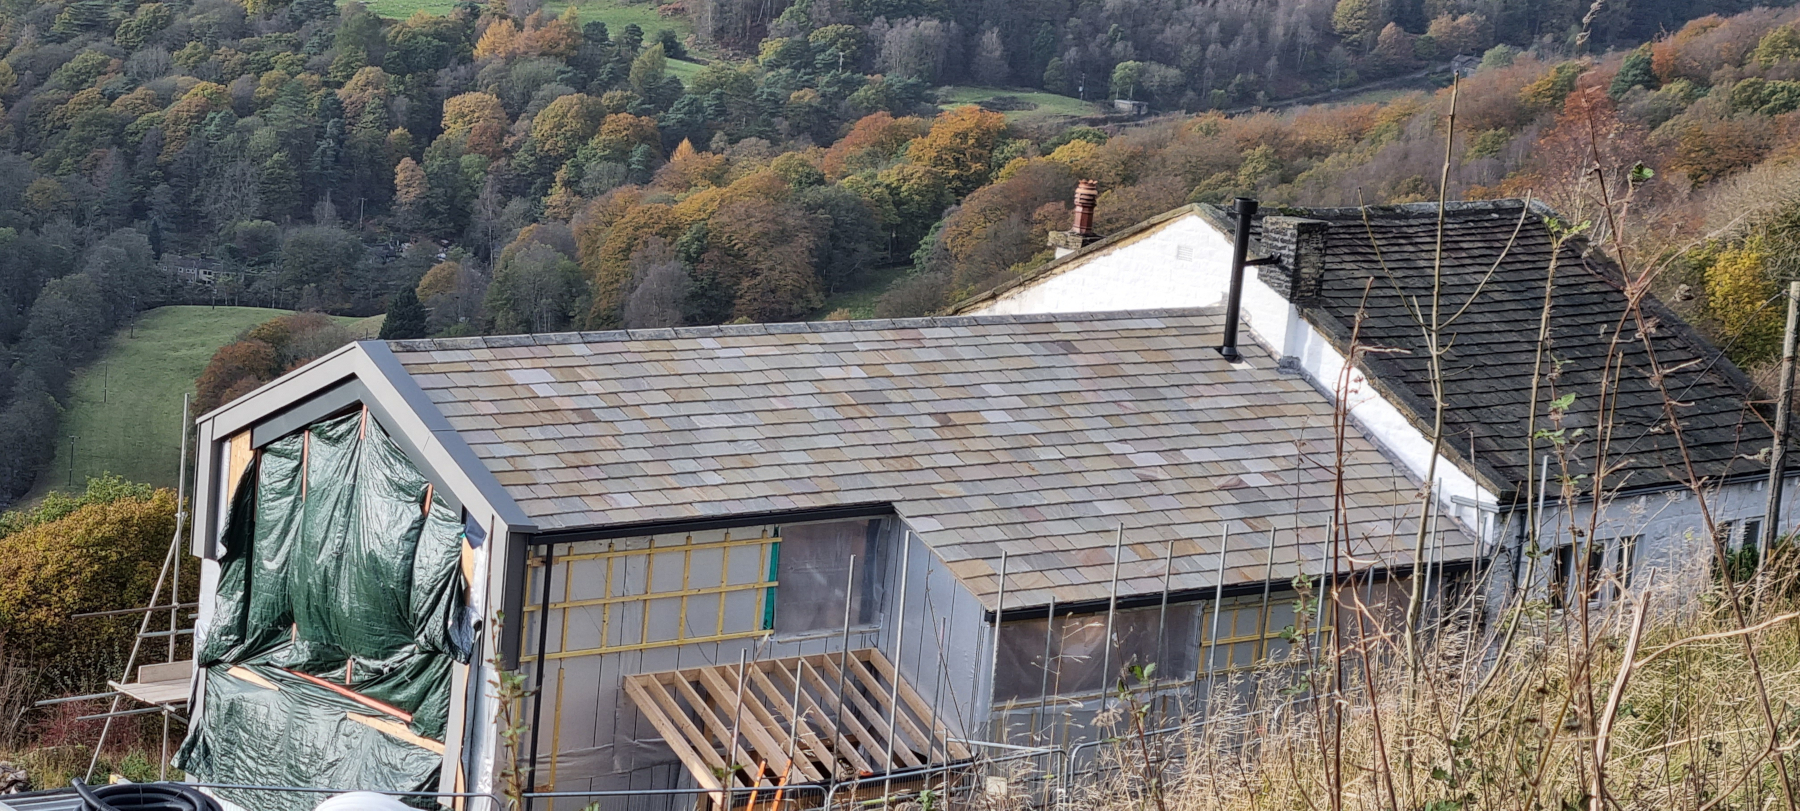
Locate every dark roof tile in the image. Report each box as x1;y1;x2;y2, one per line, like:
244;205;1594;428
1251;200;1769;494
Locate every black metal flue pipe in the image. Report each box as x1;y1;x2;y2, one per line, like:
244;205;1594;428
1219;196;1258;362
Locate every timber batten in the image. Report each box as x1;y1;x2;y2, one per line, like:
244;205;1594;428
624;649;972;798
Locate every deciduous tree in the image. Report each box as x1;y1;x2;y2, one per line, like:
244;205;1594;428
531;93;606;159
488;241;583;333
622;237;689;328
394;157;429;229
905;105;1007;196
0;485;176;678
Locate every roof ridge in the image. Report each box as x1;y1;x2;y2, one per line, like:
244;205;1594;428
1281;198;1539;219
383;306;1225;351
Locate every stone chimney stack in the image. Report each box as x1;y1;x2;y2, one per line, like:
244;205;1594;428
1049;180;1102;258
1070;179;1097;238
1256;216;1330;305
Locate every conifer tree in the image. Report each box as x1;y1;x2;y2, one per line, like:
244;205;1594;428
380;286;430;340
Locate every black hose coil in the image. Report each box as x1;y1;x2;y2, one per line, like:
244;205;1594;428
70;779;224;811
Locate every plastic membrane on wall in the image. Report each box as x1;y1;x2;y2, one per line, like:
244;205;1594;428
176;409;471;811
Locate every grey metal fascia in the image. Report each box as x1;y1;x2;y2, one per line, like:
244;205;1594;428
498;528;531;668
250;380;372;448
192;344;363;556
190;414;217;558
197;340;363;431
355;340;536;533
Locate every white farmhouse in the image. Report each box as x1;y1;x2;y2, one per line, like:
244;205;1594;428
957;195;1792;606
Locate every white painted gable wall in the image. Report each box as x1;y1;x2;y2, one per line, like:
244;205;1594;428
972;216;1235;316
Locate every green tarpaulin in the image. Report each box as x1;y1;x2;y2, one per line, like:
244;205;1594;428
177;410;470;811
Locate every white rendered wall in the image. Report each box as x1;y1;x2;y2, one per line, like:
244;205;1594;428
1246;278;1499;547
972;216;1235;316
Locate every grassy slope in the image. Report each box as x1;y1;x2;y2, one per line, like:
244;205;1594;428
30;306;356;498
937;86;1099;124
665;57;703;81
343;312;387;338
356;0;692;34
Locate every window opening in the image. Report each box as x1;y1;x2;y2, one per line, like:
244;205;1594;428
1551;541;1607;609
995;604;1198;702
1612;535;1640;599
526;517;888;658
1200;593;1331;672
993;591;1329;702
772;518;883;635
526;529;778;659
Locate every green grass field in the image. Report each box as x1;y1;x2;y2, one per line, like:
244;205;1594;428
936;86;1099;123
343;312;387;338
665;57;704;81
356;0;691;35
31;306;358;498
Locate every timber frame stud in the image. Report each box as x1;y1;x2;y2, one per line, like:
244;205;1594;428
624;649;971;802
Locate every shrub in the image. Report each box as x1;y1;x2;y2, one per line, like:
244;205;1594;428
0;481;178;746
193;313;353;414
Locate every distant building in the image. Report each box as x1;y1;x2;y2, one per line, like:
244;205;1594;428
163;255;226;285
1111;98;1149;116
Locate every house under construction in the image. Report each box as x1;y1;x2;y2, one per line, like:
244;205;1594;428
177;308;1473;810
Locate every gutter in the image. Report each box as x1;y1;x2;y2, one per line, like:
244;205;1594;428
979;558;1480;623
523;502;896;546
1496;466;1800;514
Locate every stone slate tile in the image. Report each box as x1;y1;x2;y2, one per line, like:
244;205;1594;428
389;310;1468;610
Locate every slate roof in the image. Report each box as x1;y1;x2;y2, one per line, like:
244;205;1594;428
385;309;1466;610
1255;200;1771;496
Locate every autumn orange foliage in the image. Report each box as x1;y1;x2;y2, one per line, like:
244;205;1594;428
821;112;929;180
474;8;582;61
194;313;354;413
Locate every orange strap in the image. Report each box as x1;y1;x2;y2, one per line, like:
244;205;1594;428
767;763;793;811
300;431;310;500
743;761;768;810
285;668;414;723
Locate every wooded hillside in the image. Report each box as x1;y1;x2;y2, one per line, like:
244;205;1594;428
1;0;1799;504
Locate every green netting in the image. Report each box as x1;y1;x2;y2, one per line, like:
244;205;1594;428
177;410;471;807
